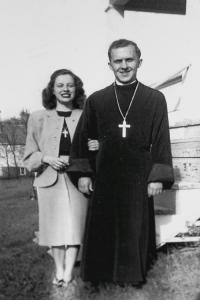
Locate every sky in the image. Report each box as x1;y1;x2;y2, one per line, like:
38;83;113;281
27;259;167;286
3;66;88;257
1;0;200;120
0;0;111;119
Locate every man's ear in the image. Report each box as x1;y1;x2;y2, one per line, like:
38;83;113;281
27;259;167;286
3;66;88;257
138;59;143;68
108;62;113;71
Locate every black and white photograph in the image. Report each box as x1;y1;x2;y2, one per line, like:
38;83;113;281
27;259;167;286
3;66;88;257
1;1;200;299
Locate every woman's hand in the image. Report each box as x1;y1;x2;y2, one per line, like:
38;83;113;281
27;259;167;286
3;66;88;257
88;139;99;151
42;155;68;171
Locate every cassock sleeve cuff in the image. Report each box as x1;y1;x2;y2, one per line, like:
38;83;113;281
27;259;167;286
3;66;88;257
67;158;93;174
147;163;174;189
67;158;94;188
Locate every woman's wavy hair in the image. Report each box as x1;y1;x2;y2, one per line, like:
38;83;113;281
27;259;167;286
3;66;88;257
42;69;86;109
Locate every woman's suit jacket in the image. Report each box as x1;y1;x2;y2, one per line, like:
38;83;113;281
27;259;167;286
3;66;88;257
23;109;82;188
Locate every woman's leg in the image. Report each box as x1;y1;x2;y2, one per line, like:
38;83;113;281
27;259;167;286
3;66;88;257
63;245;80;283
52;246;65;280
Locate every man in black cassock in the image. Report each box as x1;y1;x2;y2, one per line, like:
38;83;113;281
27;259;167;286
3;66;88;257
70;39;174;286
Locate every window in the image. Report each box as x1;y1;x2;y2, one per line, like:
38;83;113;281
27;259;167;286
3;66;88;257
19;167;26;176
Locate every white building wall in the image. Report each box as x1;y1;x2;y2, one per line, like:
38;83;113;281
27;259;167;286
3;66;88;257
105;0;200;121
102;1;200;244
1;0;199;119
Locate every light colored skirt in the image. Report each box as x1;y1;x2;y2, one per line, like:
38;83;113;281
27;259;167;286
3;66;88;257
37;172;88;247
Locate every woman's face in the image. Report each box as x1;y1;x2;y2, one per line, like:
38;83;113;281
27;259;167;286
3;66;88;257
53;74;76;105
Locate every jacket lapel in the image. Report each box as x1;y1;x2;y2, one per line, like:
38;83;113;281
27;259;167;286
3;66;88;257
44;109;82;155
65;110;82;141
45;110;64;156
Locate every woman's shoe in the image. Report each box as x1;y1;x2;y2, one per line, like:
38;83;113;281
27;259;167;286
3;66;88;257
62;277;74;288
52;277;64;287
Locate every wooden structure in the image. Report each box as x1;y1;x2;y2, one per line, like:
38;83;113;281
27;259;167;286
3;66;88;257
0;144;27;177
109;0;186;15
155;121;200;247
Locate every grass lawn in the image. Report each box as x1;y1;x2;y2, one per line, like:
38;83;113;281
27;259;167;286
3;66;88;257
0;177;200;300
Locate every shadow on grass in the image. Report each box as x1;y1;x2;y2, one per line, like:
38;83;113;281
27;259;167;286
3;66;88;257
1;178;200;299
0;244;53;300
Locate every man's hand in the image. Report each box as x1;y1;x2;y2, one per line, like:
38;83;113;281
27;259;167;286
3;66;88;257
147;182;163;197
78;177;93;195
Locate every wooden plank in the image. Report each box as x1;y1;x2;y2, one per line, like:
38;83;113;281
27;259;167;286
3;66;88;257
173;158;200;184
110;0;129;5
124;0;186;15
169;124;200;187
166;236;200;243
171;141;200;158
170;125;200;141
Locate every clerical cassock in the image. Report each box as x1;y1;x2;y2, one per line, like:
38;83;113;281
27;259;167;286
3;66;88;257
70;80;174;285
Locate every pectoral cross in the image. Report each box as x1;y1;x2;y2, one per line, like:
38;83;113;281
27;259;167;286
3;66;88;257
118;120;131;138
62;128;68;138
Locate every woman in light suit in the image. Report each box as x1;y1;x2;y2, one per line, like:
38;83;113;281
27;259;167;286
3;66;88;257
24;69;97;287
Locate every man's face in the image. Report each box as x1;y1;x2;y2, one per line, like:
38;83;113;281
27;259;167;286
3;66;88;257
108;45;141;84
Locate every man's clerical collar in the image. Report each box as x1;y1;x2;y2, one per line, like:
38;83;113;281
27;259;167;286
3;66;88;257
115;79;137;86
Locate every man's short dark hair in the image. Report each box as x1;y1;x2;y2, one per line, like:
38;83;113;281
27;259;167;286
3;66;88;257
108;39;141;61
